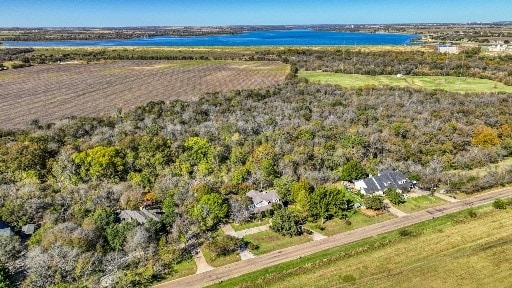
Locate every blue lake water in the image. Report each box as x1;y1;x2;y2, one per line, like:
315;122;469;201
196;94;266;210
3;30;419;47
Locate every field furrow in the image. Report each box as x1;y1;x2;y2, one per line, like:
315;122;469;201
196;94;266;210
0;60;288;128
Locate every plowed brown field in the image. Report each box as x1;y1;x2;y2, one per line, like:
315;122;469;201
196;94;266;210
0;60;288;128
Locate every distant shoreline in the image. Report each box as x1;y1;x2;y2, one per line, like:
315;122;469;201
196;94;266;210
1;30;420;47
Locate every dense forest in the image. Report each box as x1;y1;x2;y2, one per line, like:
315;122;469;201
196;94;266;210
1;75;511;286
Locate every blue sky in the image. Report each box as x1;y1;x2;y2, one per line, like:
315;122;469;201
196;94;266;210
1;0;510;27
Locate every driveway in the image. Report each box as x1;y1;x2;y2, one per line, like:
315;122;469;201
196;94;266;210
384;199;408;217
155;187;512;288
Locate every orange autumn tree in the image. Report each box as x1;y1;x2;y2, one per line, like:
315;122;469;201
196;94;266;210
471;125;500;148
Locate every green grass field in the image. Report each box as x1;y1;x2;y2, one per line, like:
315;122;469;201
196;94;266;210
398;195;448;213
243;230;312;255
305;211;395;236
201;247;241;268
231;218;270;232
210;204;512;288
165;258;196;281
300;71;512;93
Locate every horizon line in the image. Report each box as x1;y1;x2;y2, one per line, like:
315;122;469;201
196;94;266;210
1;21;512;29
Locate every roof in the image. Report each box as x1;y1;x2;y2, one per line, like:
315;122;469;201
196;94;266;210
246;190;281;213
0;221;12;237
118;209;162;224
246;190;280;204
22;224;36;235
359;171;410;194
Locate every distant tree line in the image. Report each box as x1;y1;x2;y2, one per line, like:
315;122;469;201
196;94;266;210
4;47;512;85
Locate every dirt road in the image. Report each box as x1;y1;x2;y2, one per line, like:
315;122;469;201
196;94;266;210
155;187;512;288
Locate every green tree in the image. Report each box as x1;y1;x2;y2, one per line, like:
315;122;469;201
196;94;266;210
105;222;136;251
179;136;215;176
72;146;127;182
310;187;353;224
273;176;295;204
91;208;116;231
205;233;242;257
365;195;385;210
0;135;56;182
339;160;368;181
183;137;214;165
290;179;313;218
249;144;278;185
0;262;13;288
161;195;176;227
384;188;405;205
271;208;302;237
192;193;228;231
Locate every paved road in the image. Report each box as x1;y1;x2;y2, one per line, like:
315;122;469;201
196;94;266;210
155;187;512;288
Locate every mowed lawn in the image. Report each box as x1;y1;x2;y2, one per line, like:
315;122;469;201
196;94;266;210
211;206;512;288
244;230;312;255
201;246;241;268
397;195;448;213
164;258;196;281
305;211;395;236
300;71;512;94
0;60;289;129
231;218;270;232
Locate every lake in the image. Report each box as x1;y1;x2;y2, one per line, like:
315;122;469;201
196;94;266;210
2;30;419;47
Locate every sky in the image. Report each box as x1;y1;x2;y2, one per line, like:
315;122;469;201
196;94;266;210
1;0;510;27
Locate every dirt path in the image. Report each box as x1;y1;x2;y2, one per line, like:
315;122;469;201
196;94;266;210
155;187;512;288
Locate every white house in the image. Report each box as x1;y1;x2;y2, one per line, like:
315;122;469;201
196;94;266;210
354;170;411;195
246;190;281;213
437;45;459;54
489;43;507;52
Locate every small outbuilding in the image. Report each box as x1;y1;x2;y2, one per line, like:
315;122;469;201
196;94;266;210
21;224;36;236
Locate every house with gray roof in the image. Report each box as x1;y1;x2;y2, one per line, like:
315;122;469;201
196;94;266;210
246;190;281;213
118;209;162;225
354;170;411;195
0;221;13;237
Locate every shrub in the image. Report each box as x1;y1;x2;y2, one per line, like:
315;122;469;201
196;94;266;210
384;188;405;205
492;199;507;210
340;274;357;283
365;195;385;210
205;234;242;258
398;229;412;237
467;209;478;218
